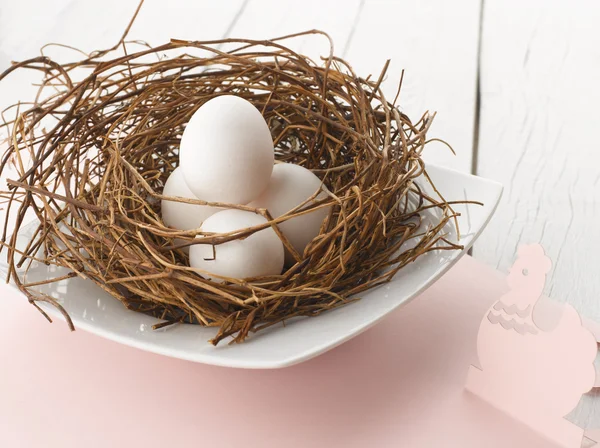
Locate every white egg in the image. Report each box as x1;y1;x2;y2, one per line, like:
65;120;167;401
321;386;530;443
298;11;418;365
249;163;330;265
189;209;284;282
179;95;274;204
161;167;217;251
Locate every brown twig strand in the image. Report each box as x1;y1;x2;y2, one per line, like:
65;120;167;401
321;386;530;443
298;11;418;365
0;27;463;345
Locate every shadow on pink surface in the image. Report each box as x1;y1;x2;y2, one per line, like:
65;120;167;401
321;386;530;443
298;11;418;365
0;253;597;447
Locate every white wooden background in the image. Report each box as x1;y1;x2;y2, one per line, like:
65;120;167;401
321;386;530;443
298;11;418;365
1;0;599;431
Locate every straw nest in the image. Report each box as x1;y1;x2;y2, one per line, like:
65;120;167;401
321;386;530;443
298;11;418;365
0;22;462;344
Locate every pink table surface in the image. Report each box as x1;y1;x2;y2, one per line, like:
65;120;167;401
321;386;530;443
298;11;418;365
0;256;577;447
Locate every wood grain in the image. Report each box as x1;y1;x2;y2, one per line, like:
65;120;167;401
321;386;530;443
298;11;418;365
344;0;481;171
475;0;600;318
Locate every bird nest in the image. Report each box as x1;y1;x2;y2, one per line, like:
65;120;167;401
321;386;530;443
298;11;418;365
0;27;462;345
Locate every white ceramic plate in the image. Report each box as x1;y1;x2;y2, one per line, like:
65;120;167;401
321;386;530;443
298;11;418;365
1;164;502;369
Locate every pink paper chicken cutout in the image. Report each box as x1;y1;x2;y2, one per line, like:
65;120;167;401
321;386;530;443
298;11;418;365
466;244;597;448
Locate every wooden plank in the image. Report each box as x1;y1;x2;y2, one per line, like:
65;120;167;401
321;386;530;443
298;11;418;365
344;0;481;171
474;0;600;427
0;0;257;58
221;0;361;56
0;0;248;122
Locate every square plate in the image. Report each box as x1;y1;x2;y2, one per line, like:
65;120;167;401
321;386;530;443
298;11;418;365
1;164;502;368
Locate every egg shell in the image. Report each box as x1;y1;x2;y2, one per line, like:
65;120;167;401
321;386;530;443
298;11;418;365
161;167;217;252
189;209;284;282
179;95;274;204
249;163;330;265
